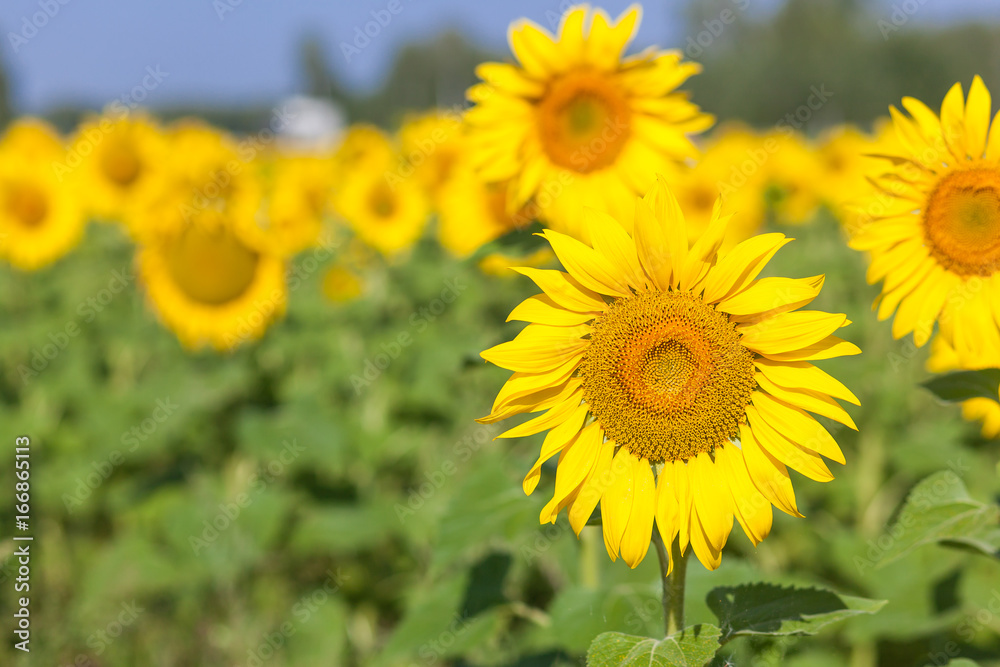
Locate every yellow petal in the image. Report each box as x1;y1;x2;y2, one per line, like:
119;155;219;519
758;335;861;362
568;433;615;534
619;453;656;568
541;229;632;298
498;386;583;439
523;403;589;495
720;275;824;318
601;447;635;561
550;420;605;511
702;233;791;304
642;175;688;288
584;207;647;290
746;405;835;483
739;422;803;518
739;311;848;356
508;294;599;326
632;197;673;290
718;445;772;546
513;267;608;313
754;358;859;406
965;75;992;158
751;390;848;462
481;323;590;372
687;451;733;553
653;463;680;565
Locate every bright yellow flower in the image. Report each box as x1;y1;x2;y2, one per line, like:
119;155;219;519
397;110;464;204
465;4;712;240
322;265;364;303
927;336;1000;438
138;208;287;351
0;119;87;270
850;76;1000;359
69;113;166;224
814;125;873;220
244;152;334;256
134;121;259;242
333;127;429;257
480;177;859;570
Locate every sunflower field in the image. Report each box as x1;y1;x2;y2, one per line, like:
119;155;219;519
1;1;1000;666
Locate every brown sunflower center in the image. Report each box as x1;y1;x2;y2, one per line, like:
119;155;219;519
536;69;631;174
6;183;49;228
580;290;756;463
923;165;1000;277
166;226;259;305
101;139;142;187
368;181;398;219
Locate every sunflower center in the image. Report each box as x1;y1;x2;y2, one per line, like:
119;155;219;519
368;181;397;219
166;226;259;305
580;290;756;463
536;69;631;174
6;183;49;228
923;165;1000;277
101;140;142;187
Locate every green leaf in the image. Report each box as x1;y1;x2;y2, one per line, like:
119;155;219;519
586;626;722;667
921;369;1000;403
875;471;1000;567
706;583;885;643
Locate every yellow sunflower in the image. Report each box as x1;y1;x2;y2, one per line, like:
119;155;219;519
927;335;1000;438
333;128;429;257
70;113;166;224
763;131;823;226
0;119;87;270
398;110;464;204
437;164;536;257
138;208;287;351
479;177;859;570
850;76;1000;358
814;125;873;221
465;4;712;241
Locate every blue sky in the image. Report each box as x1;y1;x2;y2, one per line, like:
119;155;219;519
1;0;998;113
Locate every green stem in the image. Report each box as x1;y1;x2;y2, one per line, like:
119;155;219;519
652;531;689;637
580;527;600;590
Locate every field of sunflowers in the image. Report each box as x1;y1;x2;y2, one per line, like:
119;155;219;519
1;1;999;666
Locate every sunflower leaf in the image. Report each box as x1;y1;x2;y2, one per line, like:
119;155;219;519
921;369;1000;403
586;626;722;667
706;583;885;643
872;471;1000;567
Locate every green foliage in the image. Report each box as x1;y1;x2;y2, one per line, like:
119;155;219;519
922;370;1000;403
586;627;722;667
875;472;1000;566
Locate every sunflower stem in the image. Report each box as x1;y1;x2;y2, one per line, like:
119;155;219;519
652;530;689;637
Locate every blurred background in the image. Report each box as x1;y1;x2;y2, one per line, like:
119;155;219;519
0;0;999;665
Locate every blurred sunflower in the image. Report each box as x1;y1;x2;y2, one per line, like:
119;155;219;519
333;126;429;257
0;120;87;270
764;131;823;226
398;110;464;205
673;125;768;252
245;152;334;256
138;209;287;351
850;76;1000;357
465;4;712;240
438;167;534;257
71;113;166;224
134;121;260;242
478;248;556;277
480;177;859;570
926;336;1000;438
814;125;872;220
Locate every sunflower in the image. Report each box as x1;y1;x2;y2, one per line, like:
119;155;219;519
0;120;87;270
70;113;166;224
138;208;287;351
479;177;859;570
333;128;429;257
243;152;334;256
465;4;712;241
133;121;260;242
763;130;822;226
850;76;1000;358
814;125;873;221
398;110;464;204
927;335;1000;438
